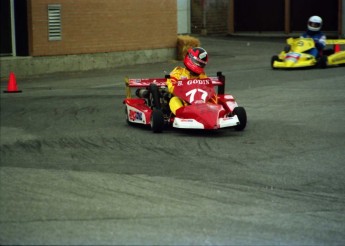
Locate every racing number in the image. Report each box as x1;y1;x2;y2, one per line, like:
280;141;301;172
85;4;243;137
186;89;208;103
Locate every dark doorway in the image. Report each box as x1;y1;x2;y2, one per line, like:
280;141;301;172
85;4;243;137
291;0;338;33
0;0;28;56
15;0;29;56
0;0;12;56
234;0;285;32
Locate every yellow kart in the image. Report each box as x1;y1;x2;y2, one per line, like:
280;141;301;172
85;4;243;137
271;37;345;69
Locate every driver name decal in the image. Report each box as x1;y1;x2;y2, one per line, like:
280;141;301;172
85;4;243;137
187;79;210;85
177;79;211;86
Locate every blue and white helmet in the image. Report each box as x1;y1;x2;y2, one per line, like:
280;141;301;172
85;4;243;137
308;16;322;32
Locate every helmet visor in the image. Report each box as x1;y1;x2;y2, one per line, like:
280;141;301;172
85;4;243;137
309;21;321;28
188;53;207;68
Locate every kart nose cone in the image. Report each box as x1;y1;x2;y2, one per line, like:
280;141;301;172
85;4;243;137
285;60;295;67
176;103;223;129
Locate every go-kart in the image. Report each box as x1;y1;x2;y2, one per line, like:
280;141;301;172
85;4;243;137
271;37;345;69
123;72;247;133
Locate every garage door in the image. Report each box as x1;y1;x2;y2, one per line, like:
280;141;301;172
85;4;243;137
234;0;285;32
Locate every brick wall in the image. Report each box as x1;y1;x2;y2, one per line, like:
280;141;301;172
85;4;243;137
27;0;177;56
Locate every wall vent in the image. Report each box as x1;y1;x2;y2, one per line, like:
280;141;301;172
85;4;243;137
48;4;62;41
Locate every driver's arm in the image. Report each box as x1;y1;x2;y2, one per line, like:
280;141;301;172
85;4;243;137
315;35;326;49
166;67;183;94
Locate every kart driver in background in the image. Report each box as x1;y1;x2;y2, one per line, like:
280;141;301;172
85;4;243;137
166;47;209;115
300;15;327;58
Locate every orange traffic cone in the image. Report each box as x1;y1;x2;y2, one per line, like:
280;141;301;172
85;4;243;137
334;44;341;53
3;72;22;93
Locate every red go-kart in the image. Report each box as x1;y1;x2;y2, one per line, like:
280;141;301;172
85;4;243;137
123;72;247;133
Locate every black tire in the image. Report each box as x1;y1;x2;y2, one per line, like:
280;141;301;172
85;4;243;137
271;55;280;69
149;83;161;109
233;107;247;131
150;109;164;133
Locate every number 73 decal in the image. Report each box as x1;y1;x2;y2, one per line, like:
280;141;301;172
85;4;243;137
186;88;208;103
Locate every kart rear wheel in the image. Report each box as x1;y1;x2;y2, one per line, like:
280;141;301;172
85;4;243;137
150;109;164;133
233;107;247;131
149;83;161;109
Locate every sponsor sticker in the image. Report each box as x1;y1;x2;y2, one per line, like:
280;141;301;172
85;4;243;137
129;110;143;121
286;52;301;63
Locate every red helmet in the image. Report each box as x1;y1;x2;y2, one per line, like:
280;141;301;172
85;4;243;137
184;47;208;74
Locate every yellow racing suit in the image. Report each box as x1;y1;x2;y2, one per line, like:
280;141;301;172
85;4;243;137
166;66;207;115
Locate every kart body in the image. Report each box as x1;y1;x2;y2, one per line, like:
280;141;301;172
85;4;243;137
271;37;345;69
123;72;247;133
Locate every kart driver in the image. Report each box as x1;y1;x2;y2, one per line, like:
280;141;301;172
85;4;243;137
166;47;209;115
300;15;326;58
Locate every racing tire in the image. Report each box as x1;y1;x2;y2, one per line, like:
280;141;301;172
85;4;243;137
150;109;164;133
271;55;280;69
232;107;247;131
149;83;161;109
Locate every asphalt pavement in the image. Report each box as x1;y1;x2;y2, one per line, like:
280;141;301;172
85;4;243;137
1;36;345;245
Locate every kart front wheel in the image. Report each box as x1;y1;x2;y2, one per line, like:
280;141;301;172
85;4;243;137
271;55;280;69
149;83;161;109
150;109;164;133
233;107;247;131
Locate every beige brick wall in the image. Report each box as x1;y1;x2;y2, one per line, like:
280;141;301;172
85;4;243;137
28;0;177;56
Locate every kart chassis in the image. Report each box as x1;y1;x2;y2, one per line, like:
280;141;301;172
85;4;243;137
123;72;247;133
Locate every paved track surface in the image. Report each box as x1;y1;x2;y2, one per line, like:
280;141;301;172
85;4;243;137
1;36;345;245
